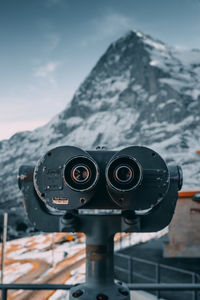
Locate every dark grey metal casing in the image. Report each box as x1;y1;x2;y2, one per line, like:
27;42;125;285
33;145;171;212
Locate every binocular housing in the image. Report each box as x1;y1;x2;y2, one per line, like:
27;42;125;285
32;145;183;213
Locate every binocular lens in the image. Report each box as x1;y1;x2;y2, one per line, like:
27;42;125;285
114;165;133;183
71;165;91;183
64;156;99;191
106;156;142;191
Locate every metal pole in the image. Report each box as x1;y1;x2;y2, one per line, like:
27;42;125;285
155;263;160;299
1;213;8;284
86;235;115;286
1;288;7;300
0;282;199;291
69;216;130;300
128;257;132;283
51;233;55;268
192;273;197;300
127;283;200;291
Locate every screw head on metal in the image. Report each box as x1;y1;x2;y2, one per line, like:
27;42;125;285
96;294;108;300
72;289;83;298
119;288;129;296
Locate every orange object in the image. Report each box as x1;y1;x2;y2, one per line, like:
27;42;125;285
67;234;74;241
178;190;200;198
197;150;200;155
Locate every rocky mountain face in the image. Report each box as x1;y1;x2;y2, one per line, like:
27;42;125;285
1;30;200;238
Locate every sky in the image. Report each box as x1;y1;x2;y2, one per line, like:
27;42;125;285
1;0;200;140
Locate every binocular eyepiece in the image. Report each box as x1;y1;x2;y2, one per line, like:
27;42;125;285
106;156;142;191
31;145;182;213
63;156;99;191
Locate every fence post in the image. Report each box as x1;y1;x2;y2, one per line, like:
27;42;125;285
1;213;8;284
1;288;7;300
128;257;132;283
120;233;122;250
192;273;197;300
155;263;160;299
128;233;131;247
51;233;55;268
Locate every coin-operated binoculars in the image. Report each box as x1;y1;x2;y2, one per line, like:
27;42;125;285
18;145;183;300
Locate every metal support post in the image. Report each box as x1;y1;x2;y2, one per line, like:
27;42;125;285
155;263;160;299
69;216;130;300
192;273;197;300
128;257;132;283
51;233;55;268
1;213;8;284
1;288;7;300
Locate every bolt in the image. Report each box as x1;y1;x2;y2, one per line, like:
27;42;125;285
80;198;86;204
119;288;129;296
96;294;108;300
63;213;74;220
72;289;83;298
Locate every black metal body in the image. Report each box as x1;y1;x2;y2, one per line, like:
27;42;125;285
18;164;181;234
32;146;175;211
18;146;182;300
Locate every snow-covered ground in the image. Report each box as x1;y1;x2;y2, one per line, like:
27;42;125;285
1;262;33;283
0;233;85;284
6;233;84;265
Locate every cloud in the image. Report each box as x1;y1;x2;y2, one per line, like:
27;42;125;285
34;61;59;78
82;13;134;46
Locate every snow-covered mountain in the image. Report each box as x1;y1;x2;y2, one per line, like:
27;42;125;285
1;30;200;238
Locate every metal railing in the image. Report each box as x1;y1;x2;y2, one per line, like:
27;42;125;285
0;284;72;300
115;231;168;252
0;233;199;300
115;252;200;299
0;283;200;300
